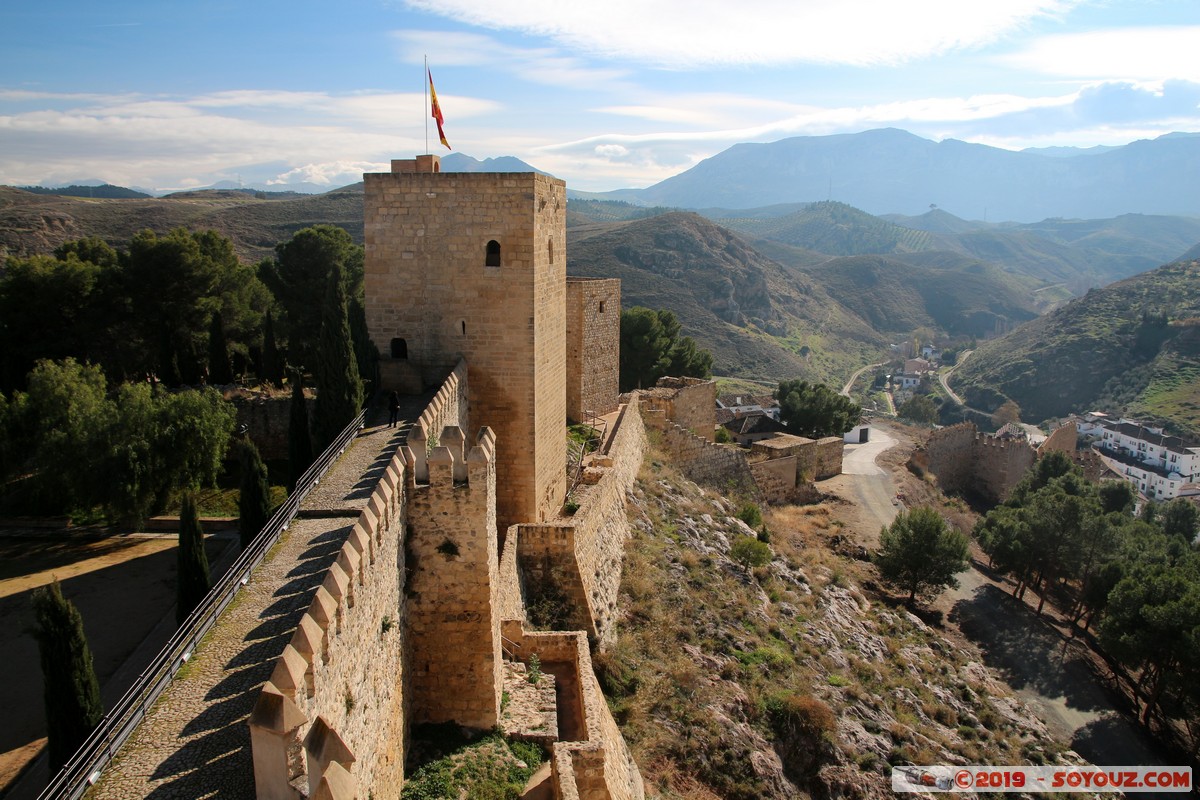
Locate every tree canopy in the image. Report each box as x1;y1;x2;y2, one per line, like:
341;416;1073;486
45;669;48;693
898;394;938;425
874;506;969;604
618;307;713;392
775;379;860;438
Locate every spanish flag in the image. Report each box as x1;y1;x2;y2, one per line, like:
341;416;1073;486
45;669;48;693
428;69;450;150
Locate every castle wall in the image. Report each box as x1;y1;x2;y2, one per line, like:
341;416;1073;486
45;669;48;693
646;376;717;441
974;434;1036;503
404;426;502;729
644;408;759;498
915;423;1037;504
514;397;647;647
815;436;844;480
251;452;409;799
566;278;621;423
364;168;567;531
916;424;977;496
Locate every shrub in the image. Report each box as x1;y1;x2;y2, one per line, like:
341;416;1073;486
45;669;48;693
730;536;771;571
736;501;763;528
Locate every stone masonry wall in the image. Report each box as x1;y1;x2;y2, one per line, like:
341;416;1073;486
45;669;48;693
644;407;759;498
974;435;1036;503
566;278;621;423
815;437;844;479
404;426;502;730
500;624;645;800
650;376;717;441
915;423;1037;504
233;394;313;461
515;397;647;647
404;360;469;481
250;452;408;799
914;424;977;496
364;168;567;533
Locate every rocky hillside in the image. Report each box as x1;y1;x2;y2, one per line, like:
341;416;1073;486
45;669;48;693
567;212;886;383
952;259;1200;435
605;446;1089;799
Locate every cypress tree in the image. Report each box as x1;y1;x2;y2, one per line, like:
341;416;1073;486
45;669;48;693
31;580;102;770
288;370;314;491
348;296;379;396
207;310;233;385
238;439;272;548
313;263;363;452
260;309;283;386
176;492;211;625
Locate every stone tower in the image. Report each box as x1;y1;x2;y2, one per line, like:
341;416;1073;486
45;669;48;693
364;156;567;531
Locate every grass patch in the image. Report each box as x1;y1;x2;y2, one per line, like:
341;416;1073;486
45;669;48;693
402;724;545;800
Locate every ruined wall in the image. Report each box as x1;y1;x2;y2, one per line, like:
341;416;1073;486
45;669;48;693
914;424;977;496
500;625;645;800
404;426;502;730
749;456;800;505
644;407;758;498
1039;421;1078;455
648;376;717;441
250;454;408;800
365;166;567;532
566;278;620;423
515;397;647;646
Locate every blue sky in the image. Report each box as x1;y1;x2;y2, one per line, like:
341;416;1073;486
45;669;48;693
1;0;1198;192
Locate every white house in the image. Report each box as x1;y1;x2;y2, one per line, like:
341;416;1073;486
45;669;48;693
1092;418;1200;501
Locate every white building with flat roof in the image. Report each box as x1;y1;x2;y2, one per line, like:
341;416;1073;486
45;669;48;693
1092;418;1200;500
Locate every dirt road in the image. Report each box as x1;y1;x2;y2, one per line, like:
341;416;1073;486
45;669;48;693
825;424;1169;786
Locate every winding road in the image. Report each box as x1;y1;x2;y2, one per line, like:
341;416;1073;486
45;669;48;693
937;349;971;406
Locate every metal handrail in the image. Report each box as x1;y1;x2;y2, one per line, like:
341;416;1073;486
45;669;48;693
565;411;607;502
37;410;367;800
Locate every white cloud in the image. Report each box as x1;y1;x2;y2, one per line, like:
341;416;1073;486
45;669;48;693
402;0;1080;68
268;161;390;186
1001;26;1200;82
594;144;630;158
391;30;631;89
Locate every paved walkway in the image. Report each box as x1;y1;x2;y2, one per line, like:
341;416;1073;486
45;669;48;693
85;398;423;800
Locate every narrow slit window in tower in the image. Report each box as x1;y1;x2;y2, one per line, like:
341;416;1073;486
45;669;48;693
485;240;501;267
461;320;467;335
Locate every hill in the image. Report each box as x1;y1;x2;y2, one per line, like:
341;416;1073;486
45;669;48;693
709;201;945;256
0;185;363;262
16;184;151;199
566;212;885;383
616;128;1200;221
804;254;1041;338
951;259;1200;435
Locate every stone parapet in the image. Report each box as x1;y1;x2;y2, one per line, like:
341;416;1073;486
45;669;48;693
404;425;502;729
643;407;759;498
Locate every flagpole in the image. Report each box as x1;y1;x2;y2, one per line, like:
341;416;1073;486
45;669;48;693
424;55;429;156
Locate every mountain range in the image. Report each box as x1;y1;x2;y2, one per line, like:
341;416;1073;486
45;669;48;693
584;128;1200;222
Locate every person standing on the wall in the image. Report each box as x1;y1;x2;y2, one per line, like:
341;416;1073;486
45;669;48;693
388;390;401;428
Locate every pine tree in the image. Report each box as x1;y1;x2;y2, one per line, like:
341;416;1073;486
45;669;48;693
288;370;314;491
207;310;233;385
313;263;363;452
31;580;102;770
176;493;211;625
238;439;272;548
260;309;283;386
